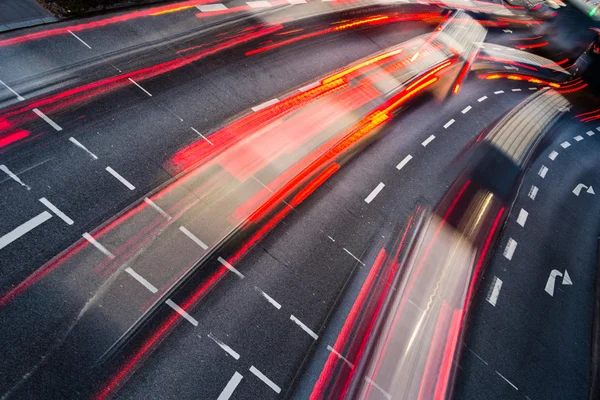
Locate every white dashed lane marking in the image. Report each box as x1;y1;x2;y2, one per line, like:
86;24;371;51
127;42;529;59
251;98;279;111
528;185;538;200
494;90;504;94
69;137;98;160
421;134;435;147
496;371;518;390
128;78;152;96
290;314;318;339
365;376;392;400
511;88;522;92
343;247;365;266
197;3;228;11
529;87;538;91
218;256;244;279
191;127;214;145
560;141;571;148
82;232;115;258
365;182;385;203
486;276;502;306
125;267;158;293
255;287;282;309
208;333;241;360
106;166;136;190
298;81;318;91
478;96;488;102
327;345;354;368
538;165;548;178
461;105;472;114
587;130;596;136
0;164;30;189
246;0;273;7
68;30;92;49
574;135;583;141
33;108;62;131
396;154;412;170
0;211;52;250
144;197;171;220
516;208;528;227
179;226;209;250
548;150;558;160
0;79;25;101
503;238;517;260
166;299;198;326
217;371;243;400
249;366;281;393
39;197;73;225
443;119;455;129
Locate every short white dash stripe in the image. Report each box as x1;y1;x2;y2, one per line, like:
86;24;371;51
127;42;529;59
166;299;198;326
179;226;209;250
32;108;62;131
494;90;504;94
364;376;392;400
574;135;583;141
596;127;600;132
106;167;135;190
68;30;92;49
528;185;538;200
217;372;243;400
249;366;281;393
503;238;517;260
0;79;25;101
443;119;455;129
0;211;52;250
516;208;528;227
247;0;273;7
251;98;279;111
396;154;412;170
218;256;244;279
128;78;152;96
298;81;318;91
511;88;522;92
125;267;158;293
208;333;240;360
327;345;354;368
560;141;571;148
587;130;596;136
82;232;115;258
39;197;73;225
144;197;171;219
0;164;30;189
529;87;537;91
327;235;335;242
538;165;548;178
191;127;213;145
287;0;307;4
290;315;318;340
255;287;282;309
461;105;472;114
365;182;385;203
496;371;518;390
478;96;488;102
422;134;435;147
548;150;558;160
343;248;365;266
197;3;228;11
69;137;98;160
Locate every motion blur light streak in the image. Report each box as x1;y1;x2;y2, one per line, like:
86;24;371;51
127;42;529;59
515;41;549;49
477;55;539;71
479;72;561;87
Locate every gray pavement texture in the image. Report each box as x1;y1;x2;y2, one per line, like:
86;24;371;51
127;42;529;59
0;0;56;32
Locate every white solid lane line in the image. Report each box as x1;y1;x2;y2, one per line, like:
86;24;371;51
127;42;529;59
128;78;152;97
548;150;558;160
125;267;158;293
487;276;503;306
68;30;92;49
218;256;245;279
217;371;243;400
247;0;273;7
105;166;136;190
166;299;198;326
249;366;281;393
197;3;228;11
365;376;392;400
0;79;25;101
290;315;318;339
560;141;571;148
82;232;115;258
255;287;282;309
511;88;522;92
587;130;596;136
538;165;548;178
191;127;214;145
422;134;435;147
494;90;504;94
144;197;171;220
208;333;241;360
443;119;455;129
251;98;279;111
32;108;62;131
496;371;518;390
516;208;528;227
574;135;584;141
503;238;517;260
343;248;365;266
39;197;74;225
528;185;538;200
478;96;488;102
462;105;472;114
179;226;209;250
396;154;412;170
0;164;30;189
365;182;385;203
0;211;52;251
69;137;98;160
327;345;354;368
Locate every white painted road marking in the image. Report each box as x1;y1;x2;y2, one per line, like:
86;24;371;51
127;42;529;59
365;182;385;203
503;29;513;33
128;78;152;96
365;376;392;400
529;87;538;91
287;0;307;3
574;135;583;141
255;287;282;309
462;105;472;114
496;371;518;390
106;167;135;190
560;141;570;148
396;155;412;170
191;127;214;145
587;130;596;136
538;165;548;178
545;269;572;296
343;248;365;266
208;333;240;360
69;137;98;160
516;208;528;227
478;96;488;102
0;79;25;101
421;134;435;147
218;256;245;279
290;315;318;339
494;90;504;94
298;81;319;91
548;150;558;160
0;211;52;250
528;185;538;200
32;108;62;131
249;366;281;393
82;232;115;258
39;197;73;225
247;0;273;7
144;197;171;219
511;88;522;92
197;3;228;11
125;267;158;293
327;345;354;368
503;238;517;260
217;371;243;400
179;226;209;250
443;119;455;129
486;276;502;306
0;164;30;189
166;299;198;326
251;98;279;111
68;30;92;49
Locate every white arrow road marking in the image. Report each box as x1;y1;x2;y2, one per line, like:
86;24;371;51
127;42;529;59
573;183;587;196
588;186;595;195
563;270;572;285
545;270;562;296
